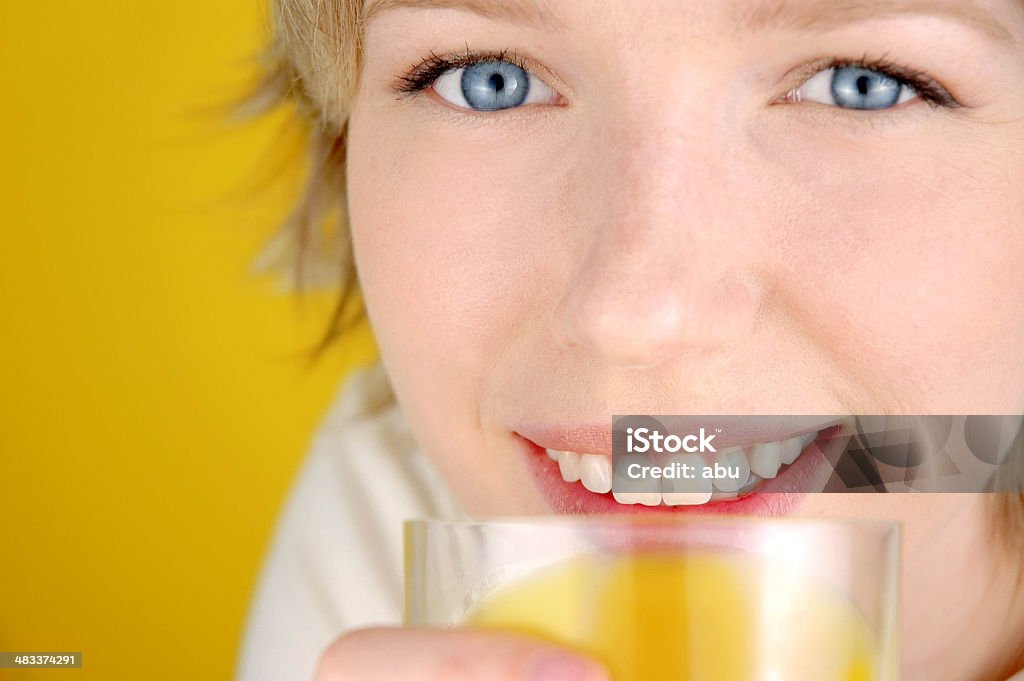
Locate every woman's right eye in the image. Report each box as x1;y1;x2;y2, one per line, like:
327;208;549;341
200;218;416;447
432;60;558;111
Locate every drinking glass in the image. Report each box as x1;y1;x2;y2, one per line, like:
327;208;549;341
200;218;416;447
405;516;900;681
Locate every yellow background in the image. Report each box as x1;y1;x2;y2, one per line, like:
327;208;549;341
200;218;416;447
0;2;375;678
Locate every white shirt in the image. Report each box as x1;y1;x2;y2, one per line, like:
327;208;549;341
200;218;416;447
234;363;463;681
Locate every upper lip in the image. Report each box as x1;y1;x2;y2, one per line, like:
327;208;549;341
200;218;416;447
516;423;615;456
515;416;849;456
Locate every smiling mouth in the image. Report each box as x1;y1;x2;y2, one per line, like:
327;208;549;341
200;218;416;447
546;430;817;506
516;423;845;514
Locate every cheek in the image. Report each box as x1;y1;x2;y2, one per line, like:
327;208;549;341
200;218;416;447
346;116;570;373
345;107;574;508
755;123;1024;411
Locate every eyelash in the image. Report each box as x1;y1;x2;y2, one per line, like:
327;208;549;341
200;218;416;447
394;48;530;96
788;55;960;109
393;50;961;109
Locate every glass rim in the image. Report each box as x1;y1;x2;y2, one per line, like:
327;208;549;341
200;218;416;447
406;514;901;535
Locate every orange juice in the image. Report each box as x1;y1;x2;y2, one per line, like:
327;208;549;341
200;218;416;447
465;553;878;681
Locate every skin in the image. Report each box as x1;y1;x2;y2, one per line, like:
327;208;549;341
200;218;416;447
330;0;1024;679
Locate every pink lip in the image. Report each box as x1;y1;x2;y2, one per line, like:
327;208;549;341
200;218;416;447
516;423;616;457
515;417;845;456
514;426;848;517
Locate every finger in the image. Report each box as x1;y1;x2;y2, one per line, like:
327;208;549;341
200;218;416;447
314;626;609;681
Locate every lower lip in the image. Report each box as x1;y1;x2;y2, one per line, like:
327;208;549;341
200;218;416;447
517;428;842;517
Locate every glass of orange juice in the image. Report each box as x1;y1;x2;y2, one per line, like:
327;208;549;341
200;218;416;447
405;516;900;681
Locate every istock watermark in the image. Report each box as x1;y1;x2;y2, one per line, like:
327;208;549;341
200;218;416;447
625;427;718;454
611;415;1024;495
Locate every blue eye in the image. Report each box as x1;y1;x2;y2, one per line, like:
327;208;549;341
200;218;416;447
791;65;919;110
831;67;902;109
462;61;529;110
433;59;557;111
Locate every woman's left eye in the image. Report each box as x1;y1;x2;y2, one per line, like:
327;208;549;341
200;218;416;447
791;66;920;110
433;60;557;111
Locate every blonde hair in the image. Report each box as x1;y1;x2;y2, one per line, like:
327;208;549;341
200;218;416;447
256;0;1024;551
248;0;367;351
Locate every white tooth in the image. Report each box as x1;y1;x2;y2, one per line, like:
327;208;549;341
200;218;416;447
661;453;713;505
546;448;560;462
750;441;782;479
712;446;750;493
799;431;817;449
579;453;612;494
663;491;714;505
711;488;738;500
738;472;763;495
613;491;662;506
558;451;580;483
779;436;803;466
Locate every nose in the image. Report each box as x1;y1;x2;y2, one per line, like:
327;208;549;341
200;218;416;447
553;117;763;369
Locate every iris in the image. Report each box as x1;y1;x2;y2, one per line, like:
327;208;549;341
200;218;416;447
460;61;531;111
830;66;903;110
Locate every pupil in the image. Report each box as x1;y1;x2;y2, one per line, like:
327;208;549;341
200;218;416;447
489;73;505;92
856;76;871;96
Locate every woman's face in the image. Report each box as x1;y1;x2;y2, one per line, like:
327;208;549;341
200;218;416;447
347;0;1024;676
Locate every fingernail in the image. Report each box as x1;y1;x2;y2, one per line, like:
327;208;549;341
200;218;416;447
527;653;607;681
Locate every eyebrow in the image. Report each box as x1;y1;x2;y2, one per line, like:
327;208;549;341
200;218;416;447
363;0;559;28
737;0;1015;43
